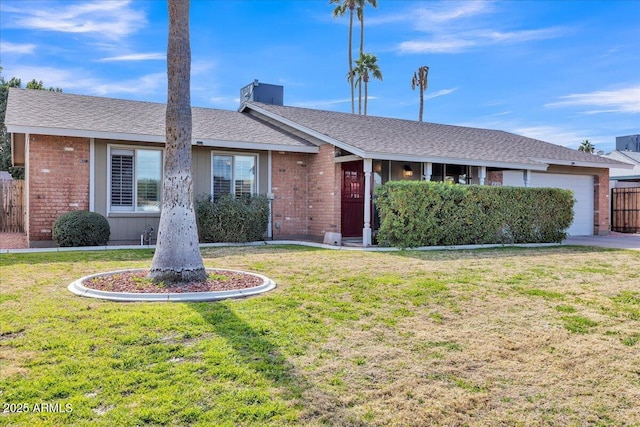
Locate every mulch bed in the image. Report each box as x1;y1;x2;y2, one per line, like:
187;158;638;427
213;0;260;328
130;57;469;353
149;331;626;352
84;270;263;293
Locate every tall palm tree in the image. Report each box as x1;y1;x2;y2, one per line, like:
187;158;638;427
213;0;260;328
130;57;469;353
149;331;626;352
578;139;595;153
356;0;378;114
149;0;207;284
411;65;429;122
331;0;356;114
354;53;382;116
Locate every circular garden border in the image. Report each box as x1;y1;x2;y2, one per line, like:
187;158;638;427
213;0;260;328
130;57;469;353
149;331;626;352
68;268;276;302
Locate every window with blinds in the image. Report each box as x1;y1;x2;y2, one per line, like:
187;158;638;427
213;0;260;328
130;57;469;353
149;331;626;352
212;154;256;199
109;148;162;212
111;153;134;209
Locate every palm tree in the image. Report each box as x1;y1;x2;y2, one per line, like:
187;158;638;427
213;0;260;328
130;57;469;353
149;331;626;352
354;53;382;116
149;0;207;284
578;139;595;153
411;65;429;122
331;0;356;114
356;0;378;114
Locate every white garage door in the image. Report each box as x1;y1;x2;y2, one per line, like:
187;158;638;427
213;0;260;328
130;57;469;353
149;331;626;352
502;171;594;236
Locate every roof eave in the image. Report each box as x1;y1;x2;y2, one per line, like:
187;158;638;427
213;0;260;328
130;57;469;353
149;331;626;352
530;157;635;169
6;124;164;143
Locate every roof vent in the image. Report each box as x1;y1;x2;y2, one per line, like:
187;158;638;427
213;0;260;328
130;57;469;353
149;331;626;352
240;80;283;106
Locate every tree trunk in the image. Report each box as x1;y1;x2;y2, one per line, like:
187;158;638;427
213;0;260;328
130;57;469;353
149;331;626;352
364;74;369;116
149;0;207;284
358;8;364;115
348;5;355;115
419;87;424;122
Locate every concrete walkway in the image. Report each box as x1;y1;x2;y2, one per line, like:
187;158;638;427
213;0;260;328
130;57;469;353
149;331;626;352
563;233;640;251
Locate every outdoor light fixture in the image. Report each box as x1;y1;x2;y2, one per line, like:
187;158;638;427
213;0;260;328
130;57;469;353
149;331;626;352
403;164;414;177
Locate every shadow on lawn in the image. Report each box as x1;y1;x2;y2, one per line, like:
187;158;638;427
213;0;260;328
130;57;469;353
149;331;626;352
187;301;342;424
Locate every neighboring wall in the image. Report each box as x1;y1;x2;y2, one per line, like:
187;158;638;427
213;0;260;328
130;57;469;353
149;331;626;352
28;135;90;245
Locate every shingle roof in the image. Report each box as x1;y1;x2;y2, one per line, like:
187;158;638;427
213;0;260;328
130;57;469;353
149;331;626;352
246;101;628;169
5;88;316;150
604;151;640;179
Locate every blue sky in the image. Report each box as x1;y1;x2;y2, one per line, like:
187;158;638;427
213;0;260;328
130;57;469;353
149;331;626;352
1;0;638;152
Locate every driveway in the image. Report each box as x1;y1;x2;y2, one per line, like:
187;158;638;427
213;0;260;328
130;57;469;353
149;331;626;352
563;232;640;251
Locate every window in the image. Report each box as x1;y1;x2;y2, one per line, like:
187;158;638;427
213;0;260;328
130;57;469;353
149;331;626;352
110;148;162;212
212;154;257;199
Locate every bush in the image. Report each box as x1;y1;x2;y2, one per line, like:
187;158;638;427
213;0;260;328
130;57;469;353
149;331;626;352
196;194;269;243
375;181;574;248
52;211;111;247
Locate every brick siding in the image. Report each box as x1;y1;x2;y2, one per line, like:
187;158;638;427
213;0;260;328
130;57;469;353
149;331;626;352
270;144;341;238
594;168;610;235
28;135;90;243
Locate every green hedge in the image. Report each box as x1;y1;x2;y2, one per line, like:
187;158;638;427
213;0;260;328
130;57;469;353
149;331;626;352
375;181;574;248
196;194;269;243
52;211;111;247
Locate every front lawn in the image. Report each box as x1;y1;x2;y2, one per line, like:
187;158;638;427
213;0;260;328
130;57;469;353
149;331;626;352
1;246;639;426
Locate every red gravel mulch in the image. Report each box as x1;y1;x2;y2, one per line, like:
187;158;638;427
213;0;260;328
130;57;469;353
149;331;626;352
85;270;263;294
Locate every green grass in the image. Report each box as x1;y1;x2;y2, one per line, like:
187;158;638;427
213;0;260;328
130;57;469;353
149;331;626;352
1;245;639;426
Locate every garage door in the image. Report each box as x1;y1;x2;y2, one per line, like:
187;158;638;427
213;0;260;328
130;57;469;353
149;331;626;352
502;171;594;236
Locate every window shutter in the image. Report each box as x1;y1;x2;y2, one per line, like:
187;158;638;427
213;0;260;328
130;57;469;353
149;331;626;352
111;154;134;208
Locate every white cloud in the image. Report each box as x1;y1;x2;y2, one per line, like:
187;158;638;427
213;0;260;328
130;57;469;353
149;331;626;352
6;0;147;39
424;88;457;100
292;98;353;109
98;53;165;62
545;85;640;114
3;65;165;98
396;1;566;54
399;39;475;54
0;41;37;54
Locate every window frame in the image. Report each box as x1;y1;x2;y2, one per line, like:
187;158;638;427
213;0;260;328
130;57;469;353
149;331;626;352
210;151;259;199
107;145;164;214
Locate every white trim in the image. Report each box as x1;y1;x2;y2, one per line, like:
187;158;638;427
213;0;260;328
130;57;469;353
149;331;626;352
89;138;95;212
479;166;487;185
363;159;373;247
529;157;631;169
210;151;259;199
107;144;164;215
195;138;319;153
333;155;361;164
24;134;30;239
6;125;319;154
267;151;273;239
6;125;164;144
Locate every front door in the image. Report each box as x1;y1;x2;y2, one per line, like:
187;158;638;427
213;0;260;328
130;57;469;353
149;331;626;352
341;161;364;237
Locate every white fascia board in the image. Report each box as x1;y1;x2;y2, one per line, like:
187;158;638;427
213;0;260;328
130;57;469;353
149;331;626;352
530;157;635;169
6;125;164;143
242;103;365;157
192;138;319;153
364;152;550;171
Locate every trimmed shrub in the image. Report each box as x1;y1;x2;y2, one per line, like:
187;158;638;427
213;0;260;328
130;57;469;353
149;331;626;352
52;211;111;247
196;194;269;243
375;181;574;248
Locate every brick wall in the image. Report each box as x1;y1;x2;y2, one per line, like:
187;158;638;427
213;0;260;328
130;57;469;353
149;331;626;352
270;151;311;237
270;145;342;238
594;168;610;235
28;135;90;243
307;144;341;237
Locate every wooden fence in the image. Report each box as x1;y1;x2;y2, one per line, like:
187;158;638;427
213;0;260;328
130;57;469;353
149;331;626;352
0;180;24;233
611;187;640;233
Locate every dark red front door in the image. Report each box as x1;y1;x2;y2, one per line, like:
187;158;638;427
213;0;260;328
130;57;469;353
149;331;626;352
341;161;364;237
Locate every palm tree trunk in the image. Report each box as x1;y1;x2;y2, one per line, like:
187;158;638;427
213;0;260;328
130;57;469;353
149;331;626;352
358;10;364;115
419;87;424;122
149;0;207;284
348;7;355;115
364;75;369;116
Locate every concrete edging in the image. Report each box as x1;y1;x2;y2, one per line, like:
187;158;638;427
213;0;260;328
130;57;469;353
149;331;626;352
68;268;276;302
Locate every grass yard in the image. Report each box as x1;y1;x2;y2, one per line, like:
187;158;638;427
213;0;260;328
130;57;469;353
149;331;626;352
1;245;639;426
